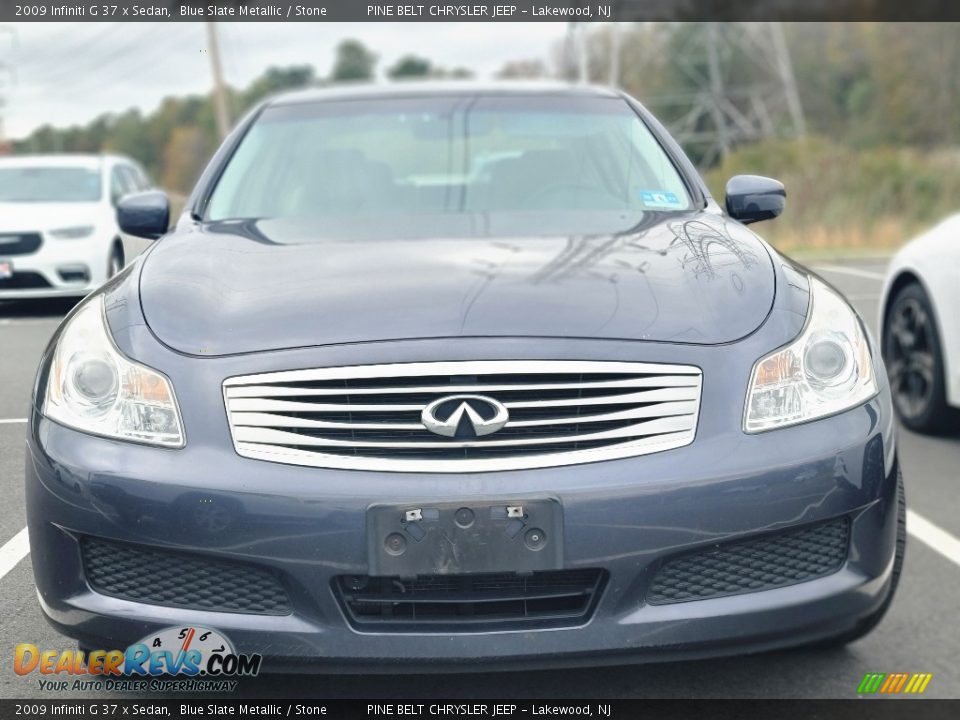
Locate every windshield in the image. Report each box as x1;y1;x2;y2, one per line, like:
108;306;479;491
0;166;102;203
206;95;694;237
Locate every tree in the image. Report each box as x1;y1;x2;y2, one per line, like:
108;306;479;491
387;55;432;79
439;67;474;79
496;59;548;79
162;126;213;193
102;109;147;164
331;40;377;82
241;65;316;109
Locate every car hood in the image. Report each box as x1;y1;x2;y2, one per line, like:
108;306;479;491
139;213;776;356
0;202;103;232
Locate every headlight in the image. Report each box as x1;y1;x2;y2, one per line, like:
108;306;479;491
744;277;877;432
43;296;185;447
48;226;96;239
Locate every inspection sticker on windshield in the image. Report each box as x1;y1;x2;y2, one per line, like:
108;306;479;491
640;190;683;209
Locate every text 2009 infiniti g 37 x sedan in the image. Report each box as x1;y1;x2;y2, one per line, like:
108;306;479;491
26;83;904;670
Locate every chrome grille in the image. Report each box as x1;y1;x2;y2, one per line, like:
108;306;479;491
223;361;702;472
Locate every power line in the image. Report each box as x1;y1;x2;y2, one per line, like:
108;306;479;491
17;23;129;78
12;24;200;137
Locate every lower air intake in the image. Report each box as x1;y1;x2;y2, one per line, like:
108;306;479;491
81;537;292;615
336;569;606;631
647;518;850;605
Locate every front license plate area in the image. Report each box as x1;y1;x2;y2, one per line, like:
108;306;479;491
367;499;563;577
0;260;12;279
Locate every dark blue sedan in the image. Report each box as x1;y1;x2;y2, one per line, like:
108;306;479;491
26;83;904;671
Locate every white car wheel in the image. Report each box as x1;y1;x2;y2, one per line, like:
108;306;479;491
883;282;955;432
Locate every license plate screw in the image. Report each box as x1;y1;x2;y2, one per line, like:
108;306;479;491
404;508;423;522
506;505;524;518
345;575;368;591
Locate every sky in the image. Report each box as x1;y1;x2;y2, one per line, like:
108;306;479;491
1;22;569;140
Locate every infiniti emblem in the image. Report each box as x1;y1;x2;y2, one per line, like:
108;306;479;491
421;394;509;439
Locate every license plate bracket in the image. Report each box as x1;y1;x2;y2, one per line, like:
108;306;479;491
367;498;563;576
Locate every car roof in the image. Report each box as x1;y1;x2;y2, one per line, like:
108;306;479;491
0;153;140;171
269;80;623;107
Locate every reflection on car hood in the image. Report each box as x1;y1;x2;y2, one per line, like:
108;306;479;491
139;213;775;356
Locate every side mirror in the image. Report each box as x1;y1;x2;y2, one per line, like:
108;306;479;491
117;191;170;240
725;175;785;224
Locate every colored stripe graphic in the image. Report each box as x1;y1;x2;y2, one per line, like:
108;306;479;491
892;673;909;693
858;673;885;694
858;672;932;695
879;674;898;693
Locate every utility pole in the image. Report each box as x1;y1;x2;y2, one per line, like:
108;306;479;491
566;22;589;83
769;21;807;138
608;22;621;87
640;22;807;168
205;21;231;141
0;26;17;150
577;24;589;83
705;22;730;161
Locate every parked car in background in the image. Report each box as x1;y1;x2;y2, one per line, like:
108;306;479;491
27;83;903;671
0;154;152;300
880;216;960;433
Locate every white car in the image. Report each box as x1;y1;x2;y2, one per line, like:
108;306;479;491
880;214;960;433
0;154;153;300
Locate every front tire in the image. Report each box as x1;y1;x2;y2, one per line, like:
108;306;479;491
107;243;125;280
883;282;955;433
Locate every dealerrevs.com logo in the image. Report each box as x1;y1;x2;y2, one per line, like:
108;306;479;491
14;625;261;693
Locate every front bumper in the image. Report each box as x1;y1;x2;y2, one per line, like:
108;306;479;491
26;388;900;670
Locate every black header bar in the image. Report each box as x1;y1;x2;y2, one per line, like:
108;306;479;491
2;0;960;22
2;699;959;719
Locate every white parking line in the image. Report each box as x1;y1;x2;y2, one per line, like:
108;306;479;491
0;318;62;325
812;264;886;281
0;418;27;424
907;510;960;569
0;527;30;581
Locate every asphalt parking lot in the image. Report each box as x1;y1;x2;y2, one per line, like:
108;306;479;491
1;256;958;700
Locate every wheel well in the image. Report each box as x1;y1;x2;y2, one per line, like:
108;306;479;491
882;271;921;343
